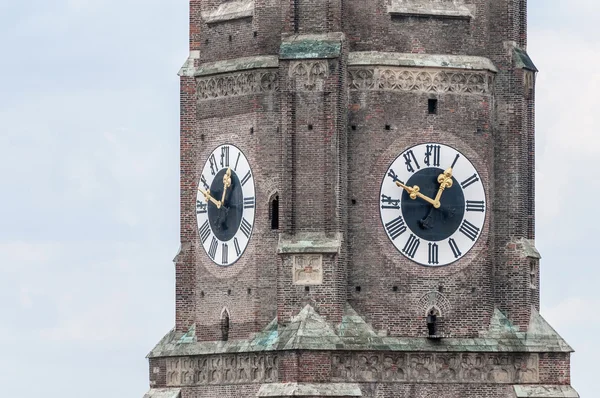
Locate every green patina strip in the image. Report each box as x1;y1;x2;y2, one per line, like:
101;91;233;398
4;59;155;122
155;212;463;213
280;39;341;60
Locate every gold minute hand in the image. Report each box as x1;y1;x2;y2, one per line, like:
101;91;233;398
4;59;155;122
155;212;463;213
396;181;440;209
434;168;454;204
221;168;232;205
198;188;221;208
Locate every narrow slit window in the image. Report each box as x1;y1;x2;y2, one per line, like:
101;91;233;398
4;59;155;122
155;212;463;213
270;195;279;230
221;310;230;341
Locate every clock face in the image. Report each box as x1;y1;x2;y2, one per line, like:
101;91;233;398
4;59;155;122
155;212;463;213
380;143;486;266
196;144;255;266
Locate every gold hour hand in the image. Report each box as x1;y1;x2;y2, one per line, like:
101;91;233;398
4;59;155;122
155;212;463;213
221;168;232;205
198;188;221;209
434;168;454;204
396;181;440;208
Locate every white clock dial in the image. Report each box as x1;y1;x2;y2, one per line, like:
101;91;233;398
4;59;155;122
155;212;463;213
196;144;255;266
380;143;486;266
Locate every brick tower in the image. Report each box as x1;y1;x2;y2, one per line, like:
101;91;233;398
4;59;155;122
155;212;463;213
144;1;579;397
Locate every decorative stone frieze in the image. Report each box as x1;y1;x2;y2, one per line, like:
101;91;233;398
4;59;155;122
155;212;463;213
331;353;539;383
349;67;493;95
196;70;278;101
166;354;278;386
288;61;330;92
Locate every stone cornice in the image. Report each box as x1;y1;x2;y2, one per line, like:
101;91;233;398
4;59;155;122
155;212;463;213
349;52;498;72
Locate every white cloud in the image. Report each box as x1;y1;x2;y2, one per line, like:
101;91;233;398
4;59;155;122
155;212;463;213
542;297;599;330
531;30;600;224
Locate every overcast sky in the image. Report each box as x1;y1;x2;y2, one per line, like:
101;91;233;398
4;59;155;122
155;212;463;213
0;1;595;397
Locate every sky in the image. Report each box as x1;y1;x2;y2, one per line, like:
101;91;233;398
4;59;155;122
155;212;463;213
0;0;596;397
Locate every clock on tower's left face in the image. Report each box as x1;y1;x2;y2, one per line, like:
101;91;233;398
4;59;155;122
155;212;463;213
196;144;255;266
379;143;486;267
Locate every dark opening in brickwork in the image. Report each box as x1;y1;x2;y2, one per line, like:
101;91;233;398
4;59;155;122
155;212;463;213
355;286;361;292
385;124;391;130
393;286;398;292
428;99;438;114
305;286;310;292
270;194;279;230
308;124;313;130
221;310;230;341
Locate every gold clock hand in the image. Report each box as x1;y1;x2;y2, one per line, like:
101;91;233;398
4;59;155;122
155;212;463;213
198;188;221;208
396;181;441;208
434;168;454;204
221;168;231;205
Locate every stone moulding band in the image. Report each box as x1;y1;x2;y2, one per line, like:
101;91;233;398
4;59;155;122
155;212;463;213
192;53;497;99
163;352;540;387
258;383;362;397
195;70;278;100
386;0;474;20
349;67;494;95
348;52;498;72
201;0;254;24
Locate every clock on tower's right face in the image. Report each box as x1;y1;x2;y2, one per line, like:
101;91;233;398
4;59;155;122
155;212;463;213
380;143;486;267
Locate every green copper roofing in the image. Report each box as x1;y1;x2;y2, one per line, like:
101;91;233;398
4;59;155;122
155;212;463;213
148;304;573;358
514;47;538;71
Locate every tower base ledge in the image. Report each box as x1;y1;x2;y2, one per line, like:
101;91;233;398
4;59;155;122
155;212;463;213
258;383;361;397
513;385;579;398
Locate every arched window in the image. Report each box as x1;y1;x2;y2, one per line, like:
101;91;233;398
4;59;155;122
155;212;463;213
220;309;230;342
270;194;279;230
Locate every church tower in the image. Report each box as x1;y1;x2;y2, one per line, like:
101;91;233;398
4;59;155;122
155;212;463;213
144;1;579;397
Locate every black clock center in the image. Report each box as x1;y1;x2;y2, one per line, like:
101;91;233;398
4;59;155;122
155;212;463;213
208;168;244;241
401;168;465;242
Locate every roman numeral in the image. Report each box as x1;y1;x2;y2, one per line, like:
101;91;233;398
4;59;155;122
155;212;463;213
461;173;480;189
449;238;462;258
241;170;252;186
240;218;252;238
466;200;485;212
244;197;255;209
234;238;241;256
199;220;211;244
424;145;441;167
209;154;218;176
200;174;209;191
385;216;407;240
387;169;404;185
381;194;401;210
402;234;420;258
234;152;241;171
428;243;439;265
222;243;228;265
196;200;207;214
403;150;420;173
451;153;460;169
220;146;230;168
208;237;218;260
459;220;480;241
